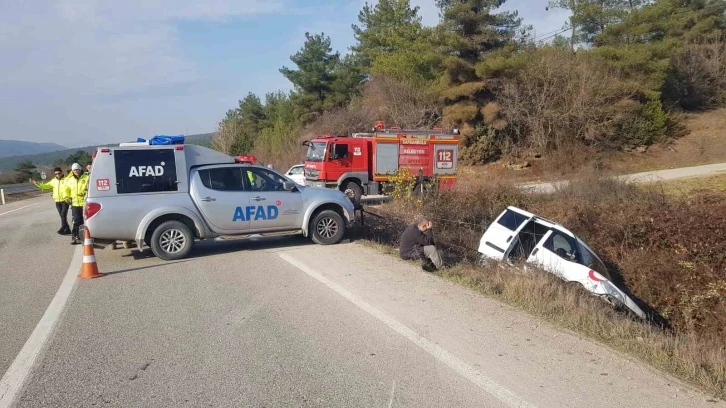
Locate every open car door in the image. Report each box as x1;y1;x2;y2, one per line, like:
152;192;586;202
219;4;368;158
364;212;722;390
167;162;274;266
478;207;535;261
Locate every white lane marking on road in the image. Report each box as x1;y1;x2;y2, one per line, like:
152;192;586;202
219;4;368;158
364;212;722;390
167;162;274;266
0;246;83;408
388;380;396;408
0;202;41;217
278;253;537;408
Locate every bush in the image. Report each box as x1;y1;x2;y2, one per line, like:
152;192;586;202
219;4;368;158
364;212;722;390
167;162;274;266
459;126;503;164
355;75;441;129
251;118;305;171
663;41;726;111
368;177;726;341
446;46;687;164
494;47;676;154
612;93;669;148
302;75;444;139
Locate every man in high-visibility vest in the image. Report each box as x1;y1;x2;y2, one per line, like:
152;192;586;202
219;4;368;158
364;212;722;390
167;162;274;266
63;163;89;245
31;167;71;235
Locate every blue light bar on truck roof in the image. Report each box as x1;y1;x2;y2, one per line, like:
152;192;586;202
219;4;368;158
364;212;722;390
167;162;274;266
135;135;185;145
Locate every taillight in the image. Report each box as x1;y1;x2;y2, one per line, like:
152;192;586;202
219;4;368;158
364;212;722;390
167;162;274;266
85;202;101;220
588;270;606;282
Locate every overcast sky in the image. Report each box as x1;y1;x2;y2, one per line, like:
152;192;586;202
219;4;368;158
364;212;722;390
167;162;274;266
0;1;569;148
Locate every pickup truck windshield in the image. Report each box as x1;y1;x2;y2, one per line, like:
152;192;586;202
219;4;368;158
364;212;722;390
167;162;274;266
306;142;327;162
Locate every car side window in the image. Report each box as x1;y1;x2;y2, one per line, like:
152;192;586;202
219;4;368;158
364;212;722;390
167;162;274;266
544;231;577;261
244;168;287;192
199;167;246;191
496;209;529;231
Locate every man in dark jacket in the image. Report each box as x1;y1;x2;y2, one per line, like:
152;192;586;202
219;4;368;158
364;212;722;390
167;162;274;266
399;218;444;271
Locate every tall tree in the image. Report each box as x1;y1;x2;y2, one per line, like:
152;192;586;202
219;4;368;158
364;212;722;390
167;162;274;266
237;93;266;134
436;0;523;63
434;0;522;128
596;0;726;46
548;0;647;46
280;32;355;123
352;0;424;64
214;93;268;155
351;0;442;85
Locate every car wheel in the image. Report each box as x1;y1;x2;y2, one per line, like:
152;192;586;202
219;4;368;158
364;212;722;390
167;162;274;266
150;220;194;260
310;210;345;245
343;182;362;204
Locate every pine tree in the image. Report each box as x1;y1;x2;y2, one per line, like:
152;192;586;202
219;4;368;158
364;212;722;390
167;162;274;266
548;0;648;46
434;0;522;128
436;0;522;63
352;0;424;63
280;32;357;123
596;0;726;46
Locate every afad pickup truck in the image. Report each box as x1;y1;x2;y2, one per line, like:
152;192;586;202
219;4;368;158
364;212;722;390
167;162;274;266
84;140;356;260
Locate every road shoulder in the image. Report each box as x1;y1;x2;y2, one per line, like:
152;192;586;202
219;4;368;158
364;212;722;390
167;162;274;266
278;243;724;408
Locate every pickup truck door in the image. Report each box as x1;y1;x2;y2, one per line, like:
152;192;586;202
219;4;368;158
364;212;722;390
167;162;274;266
190;166;251;233
243;167;303;231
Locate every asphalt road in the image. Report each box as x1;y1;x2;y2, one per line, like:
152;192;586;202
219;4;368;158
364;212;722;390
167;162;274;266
0;196;724;407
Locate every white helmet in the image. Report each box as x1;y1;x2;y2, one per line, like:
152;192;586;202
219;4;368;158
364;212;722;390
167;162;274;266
71;163;82;171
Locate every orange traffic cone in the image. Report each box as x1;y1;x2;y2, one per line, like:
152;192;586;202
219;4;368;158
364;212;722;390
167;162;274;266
78;227;103;279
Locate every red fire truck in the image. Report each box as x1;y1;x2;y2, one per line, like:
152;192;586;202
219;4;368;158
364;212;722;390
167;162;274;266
303;121;460;202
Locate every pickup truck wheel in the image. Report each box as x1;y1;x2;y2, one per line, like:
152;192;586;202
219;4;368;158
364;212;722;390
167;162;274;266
150;220;194;260
343;182;362;204
310;210;345;245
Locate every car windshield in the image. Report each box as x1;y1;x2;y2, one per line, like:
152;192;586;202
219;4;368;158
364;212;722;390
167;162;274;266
575;238;612;280
305;142;327;162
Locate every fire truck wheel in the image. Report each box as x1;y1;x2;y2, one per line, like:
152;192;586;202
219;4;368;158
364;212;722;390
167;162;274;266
310;210;345;245
342;181;362;204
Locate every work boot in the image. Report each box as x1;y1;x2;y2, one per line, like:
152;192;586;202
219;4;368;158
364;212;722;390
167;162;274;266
421;260;437;273
61;227;72;235
57;228;63;235
70;235;80;245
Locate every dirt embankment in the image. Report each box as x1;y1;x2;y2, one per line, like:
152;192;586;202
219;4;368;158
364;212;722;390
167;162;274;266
463;108;726;185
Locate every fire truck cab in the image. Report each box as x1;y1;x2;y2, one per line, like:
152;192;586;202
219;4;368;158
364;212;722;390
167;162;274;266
303;121;460;202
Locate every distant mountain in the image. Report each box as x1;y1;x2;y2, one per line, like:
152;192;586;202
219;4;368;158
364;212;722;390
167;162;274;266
0;140;67;158
0;133;214;171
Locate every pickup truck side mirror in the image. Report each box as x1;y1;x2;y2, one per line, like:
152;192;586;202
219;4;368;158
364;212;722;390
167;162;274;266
283;180;296;191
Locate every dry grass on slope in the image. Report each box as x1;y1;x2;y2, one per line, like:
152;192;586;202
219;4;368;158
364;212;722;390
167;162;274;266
359;176;726;398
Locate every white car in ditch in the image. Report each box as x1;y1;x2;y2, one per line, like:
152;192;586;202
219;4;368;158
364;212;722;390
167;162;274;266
477;206;646;319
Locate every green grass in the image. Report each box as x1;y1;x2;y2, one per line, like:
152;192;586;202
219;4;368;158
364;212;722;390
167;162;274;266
656;174;726;197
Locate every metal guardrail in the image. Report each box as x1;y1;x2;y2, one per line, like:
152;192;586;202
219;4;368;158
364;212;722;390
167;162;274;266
0;183;36;195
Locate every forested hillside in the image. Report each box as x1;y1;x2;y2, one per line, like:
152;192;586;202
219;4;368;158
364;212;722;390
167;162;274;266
212;0;726;170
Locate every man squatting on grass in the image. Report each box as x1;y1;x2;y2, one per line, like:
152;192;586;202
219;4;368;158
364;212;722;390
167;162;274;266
399;218;444;271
